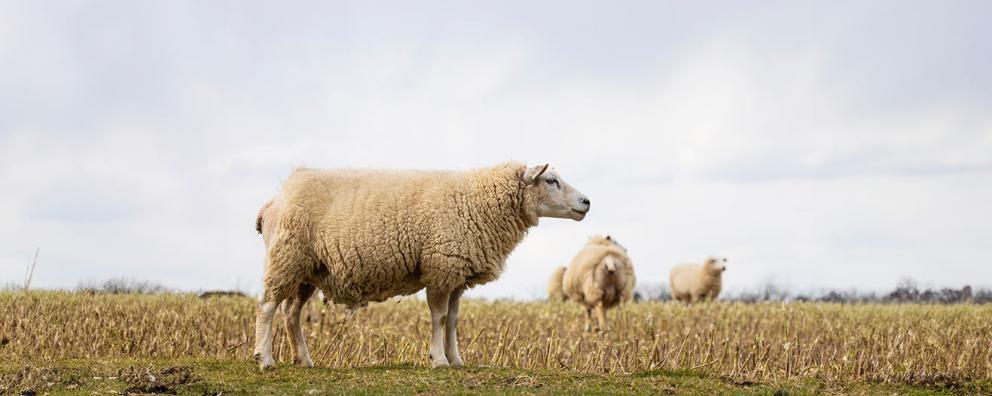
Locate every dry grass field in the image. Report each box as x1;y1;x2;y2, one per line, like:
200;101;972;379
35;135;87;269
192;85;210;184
2;291;991;394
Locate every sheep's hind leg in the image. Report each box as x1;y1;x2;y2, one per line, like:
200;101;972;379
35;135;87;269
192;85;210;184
253;290;284;370
253;250;301;370
284;283;316;367
426;287;451;368
444;287;466;367
584;307;593;333
594;303;608;333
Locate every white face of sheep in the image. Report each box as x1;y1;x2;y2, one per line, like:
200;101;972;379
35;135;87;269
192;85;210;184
524;164;590;221
705;257;728;274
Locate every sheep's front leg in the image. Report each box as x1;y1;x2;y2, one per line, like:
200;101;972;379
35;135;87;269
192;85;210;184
584;307;593;333
594;303;608;333
426;287;451;368
445;287;465;367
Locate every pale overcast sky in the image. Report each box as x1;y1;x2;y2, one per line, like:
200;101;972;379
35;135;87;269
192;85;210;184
1;1;990;298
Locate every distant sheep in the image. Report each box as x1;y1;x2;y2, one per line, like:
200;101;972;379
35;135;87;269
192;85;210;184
547;266;567;302
670;257;727;303
253;162;590;369
551;235;635;332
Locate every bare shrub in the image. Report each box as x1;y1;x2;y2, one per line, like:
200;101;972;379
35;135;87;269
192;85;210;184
76;278;171;295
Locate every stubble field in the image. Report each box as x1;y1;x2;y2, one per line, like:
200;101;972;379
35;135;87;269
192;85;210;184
2;292;990;394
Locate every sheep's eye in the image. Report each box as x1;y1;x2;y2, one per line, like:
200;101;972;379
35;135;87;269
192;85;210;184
545;178;559;187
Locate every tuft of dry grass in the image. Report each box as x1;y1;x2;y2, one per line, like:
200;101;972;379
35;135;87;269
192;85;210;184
2;292;990;387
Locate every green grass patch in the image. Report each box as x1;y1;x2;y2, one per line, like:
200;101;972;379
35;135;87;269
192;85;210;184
3;358;984;395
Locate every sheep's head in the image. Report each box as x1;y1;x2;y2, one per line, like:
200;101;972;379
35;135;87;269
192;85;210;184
521;163;590;222
704;257;728;275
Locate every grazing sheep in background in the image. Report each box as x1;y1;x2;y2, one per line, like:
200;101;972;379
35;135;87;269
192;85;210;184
670;257;727;303
547;266;567;302
253;162;590;369
547;235;628;302
552;235;636;332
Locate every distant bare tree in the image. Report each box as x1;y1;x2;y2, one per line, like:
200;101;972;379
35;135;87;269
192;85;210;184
633;283;671;302
77;278;171;295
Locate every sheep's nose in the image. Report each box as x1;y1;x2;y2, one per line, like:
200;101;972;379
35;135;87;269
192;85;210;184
580;197;590;206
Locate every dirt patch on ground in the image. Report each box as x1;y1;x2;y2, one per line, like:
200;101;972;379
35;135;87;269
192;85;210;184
119;365;197;394
0;364;200;395
0;366;88;395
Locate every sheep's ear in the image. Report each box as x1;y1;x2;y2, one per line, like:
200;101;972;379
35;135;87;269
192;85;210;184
606;235;613;241
523;163;550;185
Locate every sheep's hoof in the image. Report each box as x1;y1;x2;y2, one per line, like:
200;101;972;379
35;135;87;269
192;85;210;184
431;360;450;368
294;356;314;368
429;353;450;368
447;357;464;368
254;353;275;370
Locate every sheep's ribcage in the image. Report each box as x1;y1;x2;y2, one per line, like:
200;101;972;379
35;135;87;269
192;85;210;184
310;238;424;307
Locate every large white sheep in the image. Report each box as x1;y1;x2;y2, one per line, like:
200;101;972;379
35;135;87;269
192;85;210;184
669;257;727;303
253;162;590;369
552;235;635;332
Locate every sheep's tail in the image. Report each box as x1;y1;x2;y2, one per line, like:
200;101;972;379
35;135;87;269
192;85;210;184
601;252;635;303
547;266;568;302
255;199;274;234
603;255;618;272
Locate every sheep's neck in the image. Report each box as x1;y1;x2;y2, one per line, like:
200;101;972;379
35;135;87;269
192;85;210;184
700;271;722;289
463;172;532;269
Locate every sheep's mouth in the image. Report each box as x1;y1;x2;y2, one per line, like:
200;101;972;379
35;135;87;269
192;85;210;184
567;208;588;221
